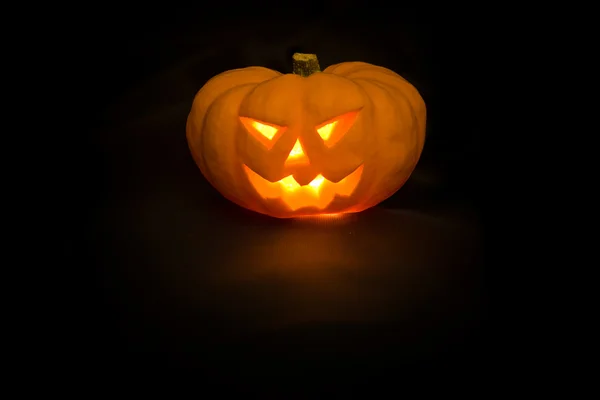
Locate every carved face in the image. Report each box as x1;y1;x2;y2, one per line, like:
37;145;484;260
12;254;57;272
187;62;426;219
238;94;365;213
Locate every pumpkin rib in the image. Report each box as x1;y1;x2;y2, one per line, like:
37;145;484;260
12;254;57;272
350;77;420;209
312;72;413;211
197;66;281;94
369;76;424;184
188;68;281;190
321;76;379;197
345;71;426;156
326;62;407;82
328;64;425;144
189;67;282;135
326;63;423;120
201;84;263;210
354;76;422;152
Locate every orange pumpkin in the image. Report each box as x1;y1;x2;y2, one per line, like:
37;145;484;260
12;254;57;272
186;53;426;218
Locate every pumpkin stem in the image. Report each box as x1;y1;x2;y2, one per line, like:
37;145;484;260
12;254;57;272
292;53;321;77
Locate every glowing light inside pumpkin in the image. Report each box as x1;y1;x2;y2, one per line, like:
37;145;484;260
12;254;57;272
316;111;360;148
317;121;338;140
309;175;325;188
239;117;285;150
250;120;277;139
285;139;309;166
288;139;304;158
243;164;364;211
278;175;301;191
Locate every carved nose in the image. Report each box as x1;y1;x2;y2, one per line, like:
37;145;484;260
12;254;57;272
293;169;319;186
284;139;309;167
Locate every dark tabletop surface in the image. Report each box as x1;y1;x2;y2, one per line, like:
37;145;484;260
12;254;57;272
64;4;485;385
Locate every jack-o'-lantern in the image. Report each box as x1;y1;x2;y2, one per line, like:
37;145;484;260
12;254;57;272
186;53;426;218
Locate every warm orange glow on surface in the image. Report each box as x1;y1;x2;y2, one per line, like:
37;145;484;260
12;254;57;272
244;164;364;211
284;139;309;166
239;117;285;150
291;212;351;225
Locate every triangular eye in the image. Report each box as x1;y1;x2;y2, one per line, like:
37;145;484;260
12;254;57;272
240;117;286;149
317;121;337;141
316;110;360;148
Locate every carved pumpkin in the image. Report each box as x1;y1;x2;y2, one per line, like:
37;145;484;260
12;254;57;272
186;53;426;218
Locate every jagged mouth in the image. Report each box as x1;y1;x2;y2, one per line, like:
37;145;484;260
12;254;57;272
243;164;364;211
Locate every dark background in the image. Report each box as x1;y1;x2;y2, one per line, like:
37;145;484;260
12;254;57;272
63;2;485;388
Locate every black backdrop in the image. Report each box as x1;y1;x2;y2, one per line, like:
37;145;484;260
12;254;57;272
65;2;486;387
